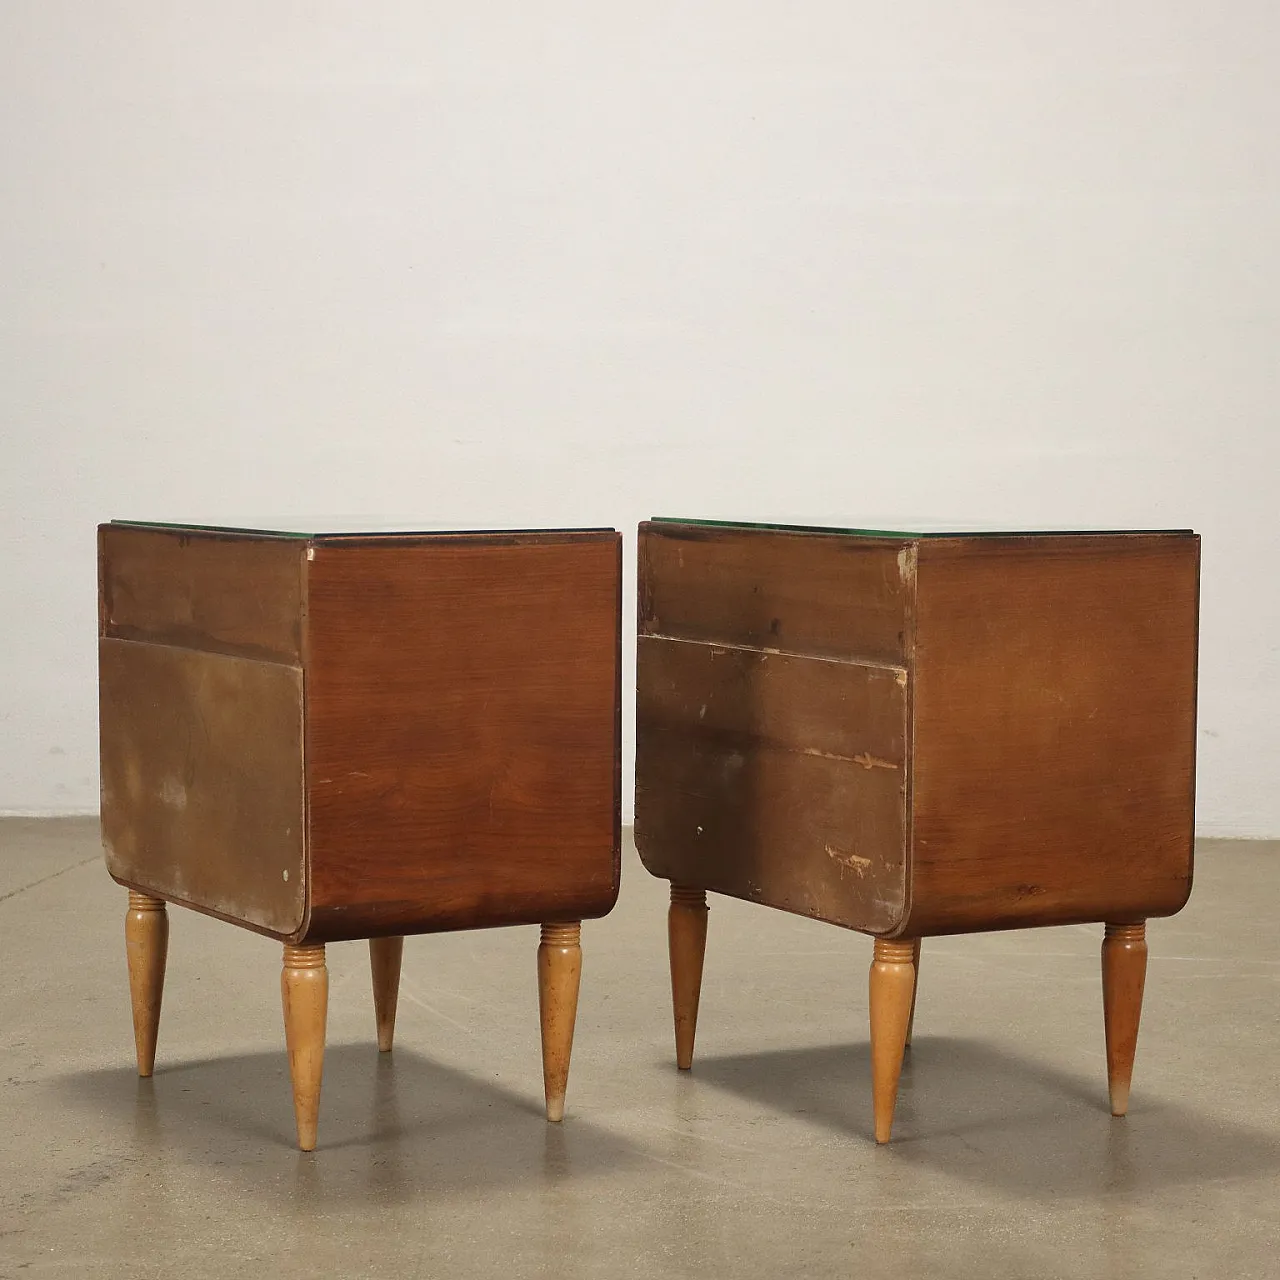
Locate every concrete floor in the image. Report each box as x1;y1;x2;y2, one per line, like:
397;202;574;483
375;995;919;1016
1;820;1278;1278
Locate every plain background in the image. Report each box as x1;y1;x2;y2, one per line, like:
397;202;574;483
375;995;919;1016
1;3;1276;833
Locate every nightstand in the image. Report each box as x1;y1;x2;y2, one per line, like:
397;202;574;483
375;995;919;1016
635;518;1199;1142
99;520;621;1149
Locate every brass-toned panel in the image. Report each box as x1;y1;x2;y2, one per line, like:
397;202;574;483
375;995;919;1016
99;637;306;937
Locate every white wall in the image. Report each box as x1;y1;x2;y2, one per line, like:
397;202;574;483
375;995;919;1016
2;3;1277;834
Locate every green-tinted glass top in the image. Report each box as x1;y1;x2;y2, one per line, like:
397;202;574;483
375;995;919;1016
652;517;1193;537
111;519;612;537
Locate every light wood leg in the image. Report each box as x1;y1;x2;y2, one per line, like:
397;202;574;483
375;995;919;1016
869;937;916;1144
669;884;709;1070
1102;921;1147;1117
369;936;404;1053
281;943;328;1151
537;922;582;1123
125;891;168;1077
905;938;922;1048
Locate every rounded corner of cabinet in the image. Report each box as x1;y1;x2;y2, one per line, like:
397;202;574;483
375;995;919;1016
588;869;623;921
282;907;314;947
630;822;662;881
100;826;127;882
1163;862;1195;920
872;892;912;940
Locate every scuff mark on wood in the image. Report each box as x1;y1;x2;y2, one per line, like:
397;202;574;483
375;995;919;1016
896;545;917;588
159;777;188;811
826;845;872;875
800;747;898;770
853;751;896;771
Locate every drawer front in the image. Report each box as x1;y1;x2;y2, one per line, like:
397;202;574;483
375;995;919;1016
636;634;909;934
100;637;306;937
99;524;304;663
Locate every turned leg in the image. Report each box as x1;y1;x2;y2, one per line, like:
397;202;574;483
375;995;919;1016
1102;921;1147;1117
537;922;582;1123
669;885;709;1070
905;938;922;1049
369;936;404;1053
124;891;168;1077
281;943;328;1151
869;937;916;1144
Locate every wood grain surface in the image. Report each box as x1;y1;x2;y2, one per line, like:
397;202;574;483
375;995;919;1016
303;533;621;941
902;534;1199;935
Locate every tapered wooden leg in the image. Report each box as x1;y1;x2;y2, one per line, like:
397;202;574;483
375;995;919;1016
669;885;709;1070
869;938;916;1144
537;922;582;1123
369;936;404;1053
1102;921;1147;1117
281;943;328;1151
905;938;922;1049
125;891;168;1077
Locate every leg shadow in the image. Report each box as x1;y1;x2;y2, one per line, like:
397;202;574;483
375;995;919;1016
53;1043;645;1208
691;1036;1280;1198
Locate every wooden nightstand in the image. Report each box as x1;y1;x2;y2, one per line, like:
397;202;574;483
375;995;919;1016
635;518;1199;1143
99;520;621;1149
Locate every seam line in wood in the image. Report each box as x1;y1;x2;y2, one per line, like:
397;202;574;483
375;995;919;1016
639;633;909;676
99;633;304;671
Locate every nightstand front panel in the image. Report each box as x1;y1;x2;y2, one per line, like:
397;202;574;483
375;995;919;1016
99;637;306;936
904;535;1199;936
635;634;908;933
304;536;621;940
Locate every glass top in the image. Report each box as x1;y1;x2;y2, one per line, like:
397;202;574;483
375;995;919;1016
652;517;1193;538
111;519;613;538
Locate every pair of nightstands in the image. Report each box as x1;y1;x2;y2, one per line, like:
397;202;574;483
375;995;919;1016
98;518;1199;1148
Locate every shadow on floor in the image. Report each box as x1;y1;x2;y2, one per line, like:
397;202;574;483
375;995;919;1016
690;1036;1280;1198
52;1044;645;1207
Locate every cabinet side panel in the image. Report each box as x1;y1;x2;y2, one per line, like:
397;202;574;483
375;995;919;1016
99;525;304;662
635;635;908;933
99;638;306;936
304;536;621;940
906;536;1199;935
640;522;913;665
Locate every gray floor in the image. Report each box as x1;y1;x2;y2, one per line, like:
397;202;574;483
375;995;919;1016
1;820;1278;1278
